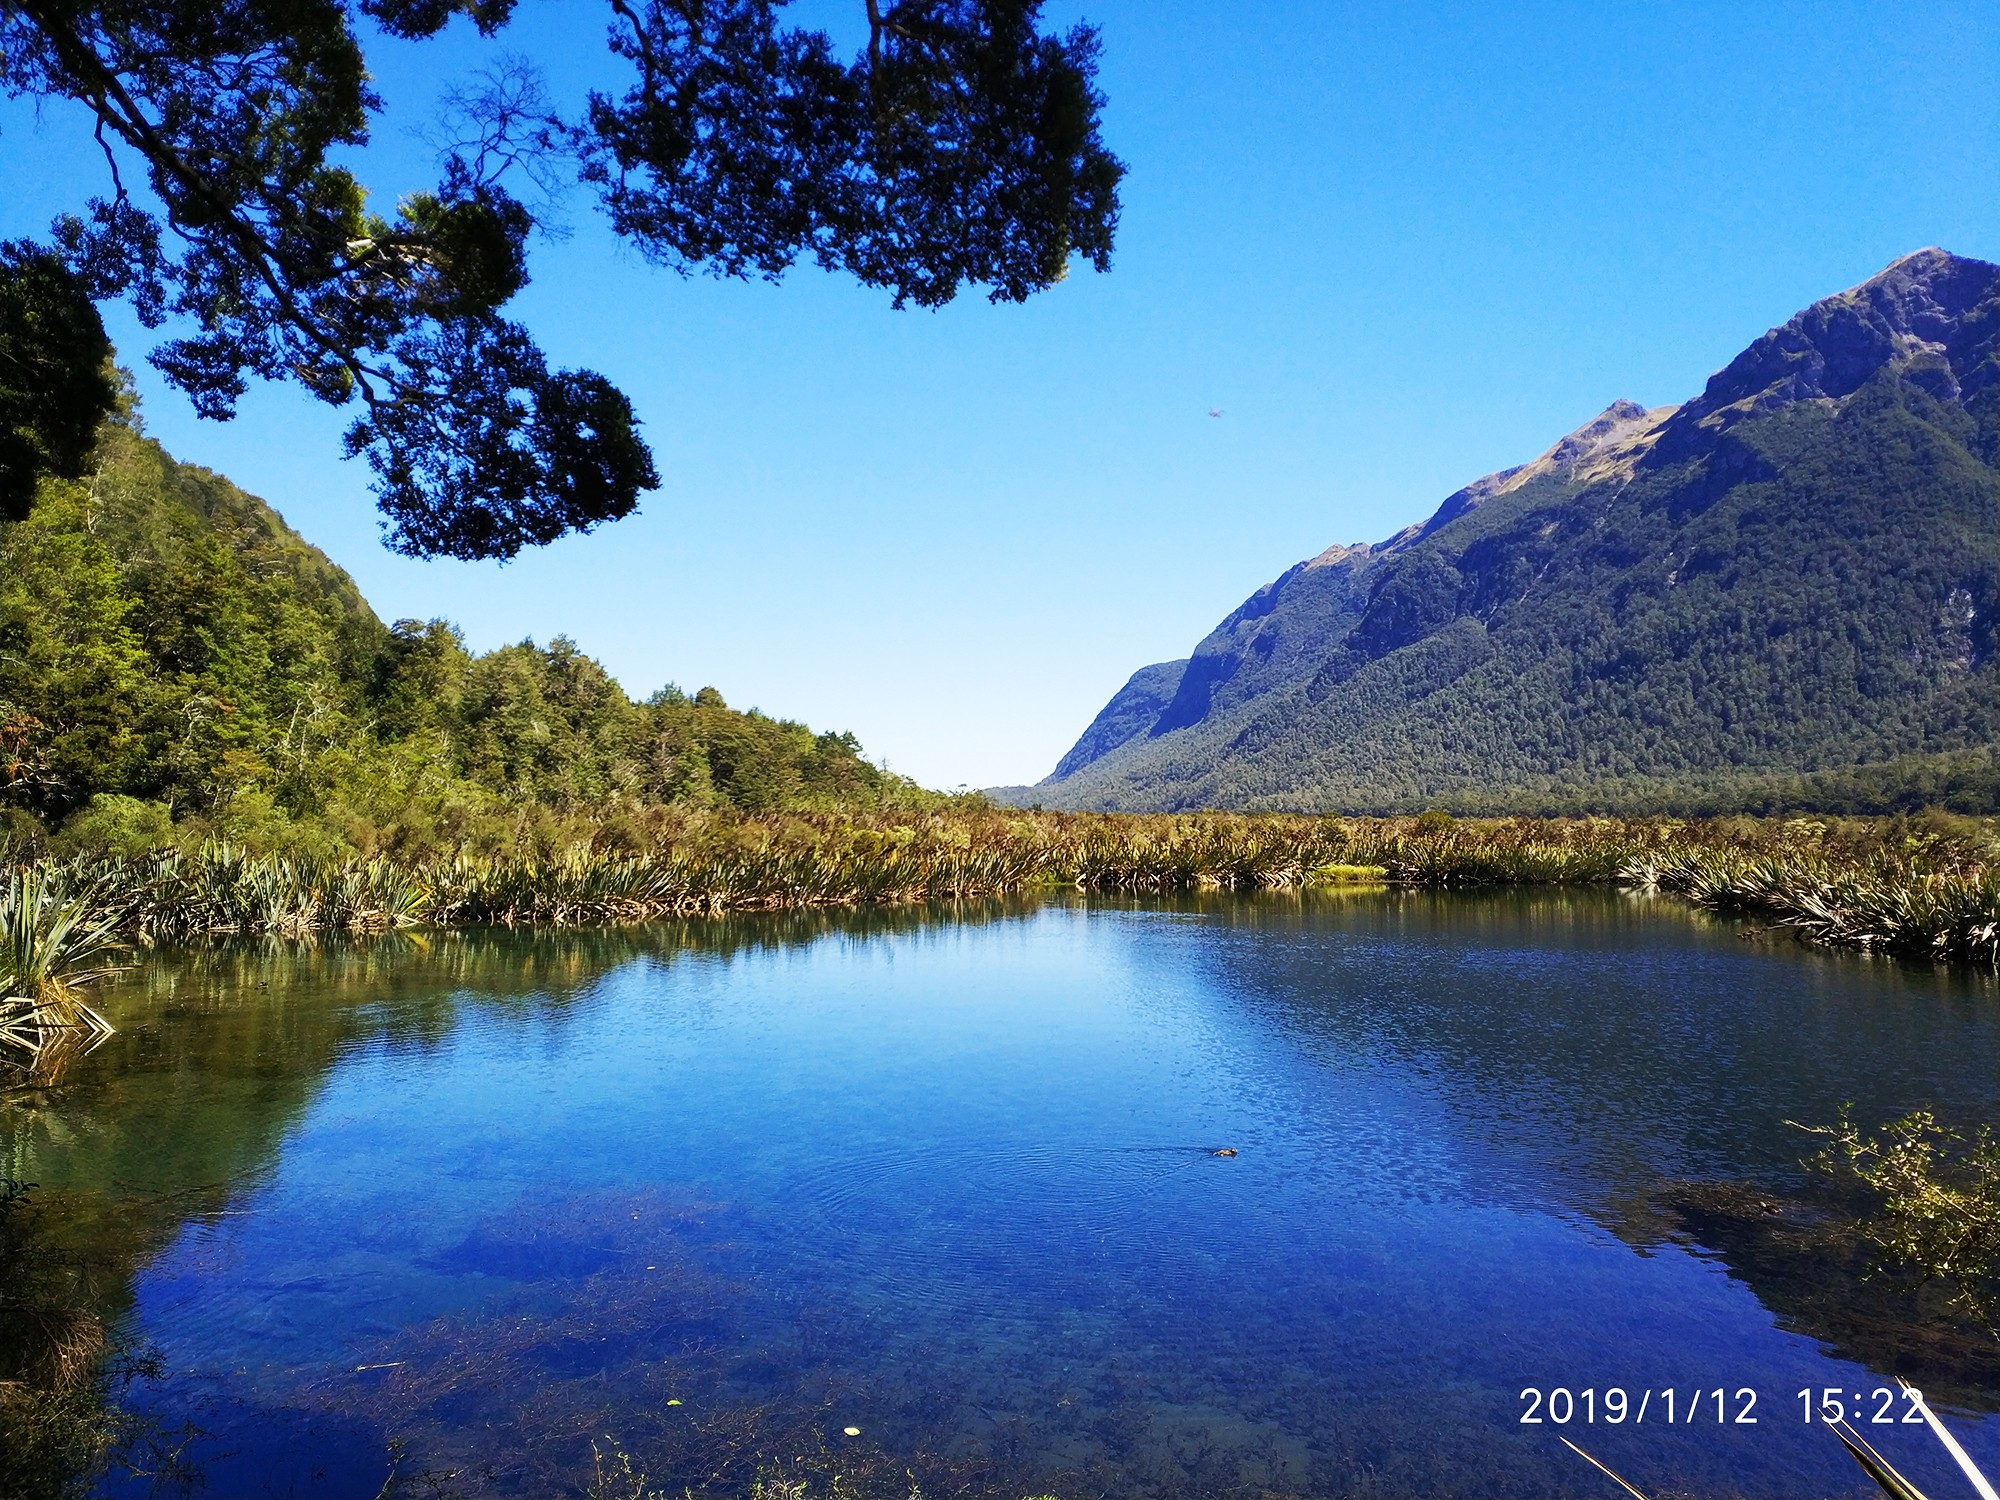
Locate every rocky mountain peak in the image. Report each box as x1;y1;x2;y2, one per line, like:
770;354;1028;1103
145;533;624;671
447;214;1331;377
1030;252;1999;810
1376;400;1664;557
1301;540;1373;572
1546;399;1654;467
1654;249;1999;460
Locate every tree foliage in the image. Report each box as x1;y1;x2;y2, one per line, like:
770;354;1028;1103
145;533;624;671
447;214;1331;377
0;241;116;521
1805;1108;2000;1337
0;410;926;854
0;0;1122;557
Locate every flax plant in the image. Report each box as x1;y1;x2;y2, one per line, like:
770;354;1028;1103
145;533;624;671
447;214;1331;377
1627;849;2000;962
1564;1379;2000;1500
0;870;123;1075
8;813;1995;964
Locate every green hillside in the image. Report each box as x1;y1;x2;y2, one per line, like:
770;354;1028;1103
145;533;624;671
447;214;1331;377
1032;249;2000;814
0;401;920;857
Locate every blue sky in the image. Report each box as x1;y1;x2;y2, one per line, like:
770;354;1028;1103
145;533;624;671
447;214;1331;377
4;1;1997;789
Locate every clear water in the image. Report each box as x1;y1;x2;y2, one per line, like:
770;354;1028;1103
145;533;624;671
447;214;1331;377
9;890;2000;1499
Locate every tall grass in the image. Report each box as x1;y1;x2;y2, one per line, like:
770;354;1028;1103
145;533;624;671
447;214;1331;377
8;811;1995;963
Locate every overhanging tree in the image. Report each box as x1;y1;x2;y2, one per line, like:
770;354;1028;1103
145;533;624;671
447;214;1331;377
0;239;117;522
0;0;1122;559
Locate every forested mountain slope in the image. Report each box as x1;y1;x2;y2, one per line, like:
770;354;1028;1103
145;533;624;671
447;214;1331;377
0;403;916;855
1031;249;2000;814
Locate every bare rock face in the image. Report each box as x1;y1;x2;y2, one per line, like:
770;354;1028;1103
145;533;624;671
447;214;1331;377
1653;248;2000;461
1543;397;1652;466
1375;398;1668;561
1032;250;2000;813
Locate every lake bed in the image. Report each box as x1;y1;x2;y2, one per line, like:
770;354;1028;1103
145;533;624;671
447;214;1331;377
10;890;1999;1499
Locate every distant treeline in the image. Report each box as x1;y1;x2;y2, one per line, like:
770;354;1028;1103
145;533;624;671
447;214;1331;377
0;407;930;860
1273;747;2000;820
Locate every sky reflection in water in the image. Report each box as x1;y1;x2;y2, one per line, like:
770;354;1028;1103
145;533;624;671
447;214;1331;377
16;890;2000;1499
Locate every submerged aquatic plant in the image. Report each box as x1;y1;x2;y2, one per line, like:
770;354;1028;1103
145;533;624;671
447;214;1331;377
0;1174;187;1500
1577;1098;2000;1500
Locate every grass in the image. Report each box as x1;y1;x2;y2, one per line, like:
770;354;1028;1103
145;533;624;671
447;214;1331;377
6;809;1993;963
0;870;125;1014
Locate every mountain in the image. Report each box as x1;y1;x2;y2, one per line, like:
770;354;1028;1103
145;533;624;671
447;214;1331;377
1027;249;2000;814
0;405;918;854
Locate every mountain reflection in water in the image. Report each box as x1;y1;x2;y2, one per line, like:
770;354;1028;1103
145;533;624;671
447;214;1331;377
6;891;1997;1499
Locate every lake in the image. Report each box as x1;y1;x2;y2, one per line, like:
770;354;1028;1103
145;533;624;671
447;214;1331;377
8;890;1999;1499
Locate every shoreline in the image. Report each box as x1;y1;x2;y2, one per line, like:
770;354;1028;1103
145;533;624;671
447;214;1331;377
7;810;1994;966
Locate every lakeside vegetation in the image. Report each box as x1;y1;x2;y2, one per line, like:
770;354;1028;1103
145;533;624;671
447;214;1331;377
3;807;1994;964
11;410;1990;970
1805;1110;2000;1340
3;819;1995;1498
